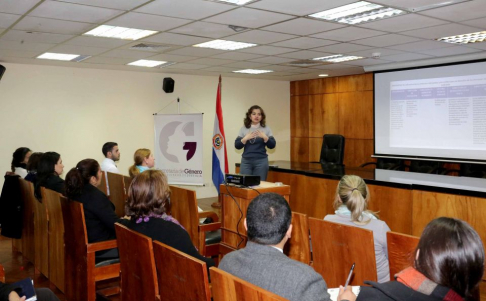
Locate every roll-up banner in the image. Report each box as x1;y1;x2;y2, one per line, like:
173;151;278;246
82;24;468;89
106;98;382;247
154;113;204;186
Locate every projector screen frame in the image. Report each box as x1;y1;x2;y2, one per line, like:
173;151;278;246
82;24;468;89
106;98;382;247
373;58;486;164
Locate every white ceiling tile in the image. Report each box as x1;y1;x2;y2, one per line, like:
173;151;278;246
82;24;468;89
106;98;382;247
0;0;40;14
383;52;434;62
170;22;237;39
271;37;338;49
371;0;458;9
264;65;302;71
401;24;482;39
309;63;357;70
249;56;295;64
203;7;294;28
278;50;334;60
419;1;486;22
65;36;131;48
269;71;303;76
1;29;74;44
415;45;482;56
164;63;209;70
388;40;453;51
107;12;192;32
463;42;486;50
348;48;407;58
344;58;393;66
248;0;357;16
134;0;234;20
0;13;20;28
144;53;199;62
262;18;346;36
223;61;269;68
30;1;124;23
58;0;151;10
227;30;296;44
201;66;239;72
209;52;263;60
358;14;448;32
100;49;153;59
0;40;56;52
13;16;94;35
354;34;422;47
48;44;109;55
461;17;486;28
142;33;210;46
0;48;40;59
312;43;373;54
166;46;226;57
184;57;236;66
310;27;386;42
82;56;133;64
239;45;296;55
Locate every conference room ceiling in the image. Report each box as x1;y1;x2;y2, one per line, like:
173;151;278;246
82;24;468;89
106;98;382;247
0;0;485;81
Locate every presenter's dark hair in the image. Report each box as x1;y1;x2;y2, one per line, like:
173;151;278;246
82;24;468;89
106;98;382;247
11;147;31;172
26;152;44;172
246;193;291;245
102;142;118;157
34;152;61;199
65;159;100;198
244;105;266;128
126;170;170;218
415;217;484;299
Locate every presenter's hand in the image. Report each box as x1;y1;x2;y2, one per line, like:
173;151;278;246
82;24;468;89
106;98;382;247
241;131;258;144
337;285;356;301
9;292;26;301
256;130;269;143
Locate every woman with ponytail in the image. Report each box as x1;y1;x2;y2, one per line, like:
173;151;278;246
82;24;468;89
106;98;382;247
324;175;390;283
34;152;65;200
65;159;119;260
128;148;155;178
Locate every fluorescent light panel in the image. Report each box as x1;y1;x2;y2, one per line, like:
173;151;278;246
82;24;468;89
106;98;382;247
84;25;158;40
128;60;167;67
211;0;256;5
233;69;273;74
313;54;364;63
37;52;82;61
194;39;256;50
437;31;486;44
309;1;406;25
319;74;329;77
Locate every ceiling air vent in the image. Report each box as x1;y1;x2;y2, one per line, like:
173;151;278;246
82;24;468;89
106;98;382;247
130;43;172;51
287;60;325;67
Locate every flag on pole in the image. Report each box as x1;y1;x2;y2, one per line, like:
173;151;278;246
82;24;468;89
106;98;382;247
212;75;228;194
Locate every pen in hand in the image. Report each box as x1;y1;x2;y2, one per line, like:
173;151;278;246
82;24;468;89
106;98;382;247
344;263;355;289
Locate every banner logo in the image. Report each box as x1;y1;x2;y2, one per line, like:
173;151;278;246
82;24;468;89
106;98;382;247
159;121;197;163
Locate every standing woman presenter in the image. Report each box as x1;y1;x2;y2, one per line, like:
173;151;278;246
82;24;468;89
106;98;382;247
235;105;276;181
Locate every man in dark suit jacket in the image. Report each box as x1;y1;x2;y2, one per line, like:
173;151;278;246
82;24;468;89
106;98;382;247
219;193;331;301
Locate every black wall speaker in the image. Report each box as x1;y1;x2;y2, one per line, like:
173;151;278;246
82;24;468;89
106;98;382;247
163;77;174;93
0;65;5;81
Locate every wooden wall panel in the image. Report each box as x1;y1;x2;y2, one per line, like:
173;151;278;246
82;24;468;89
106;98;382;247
337;73;373;92
343;138;374;168
309;94;339;137
268;172;307;213
290;95;309;138
309;77;338;94
291;137;309;162
302;177;338;219
290;80;309;96
368;185;412;234
309;138;323;162
338;91;373;139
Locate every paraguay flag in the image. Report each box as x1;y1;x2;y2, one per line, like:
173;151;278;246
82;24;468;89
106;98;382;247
212;75;228;193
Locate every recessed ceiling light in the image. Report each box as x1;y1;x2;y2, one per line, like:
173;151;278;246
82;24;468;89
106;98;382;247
128;60;167;67
319;74;329;77
308;1;406;25
37;52;84;61
84;25;158;40
194;40;256;51
210;0;257;5
436;31;486;44
313;54;364;63
233;69;273;74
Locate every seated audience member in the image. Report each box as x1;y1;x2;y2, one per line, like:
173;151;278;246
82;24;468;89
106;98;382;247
339;217;484;301
325;175;390;283
128;148;155;178
65;159;119;260
24;152;43;183
118;170;214;270
101;142;120;174
0;281;60;301
11;147;31;178
219;193;331;301
34;152;65;199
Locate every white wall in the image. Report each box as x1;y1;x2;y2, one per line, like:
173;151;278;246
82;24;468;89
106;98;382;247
0;63;290;198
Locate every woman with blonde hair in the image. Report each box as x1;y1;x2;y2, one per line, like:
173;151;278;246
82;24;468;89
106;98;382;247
324;175;390;283
128;148;155;178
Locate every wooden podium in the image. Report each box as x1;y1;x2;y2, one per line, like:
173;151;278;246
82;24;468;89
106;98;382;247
219;182;290;252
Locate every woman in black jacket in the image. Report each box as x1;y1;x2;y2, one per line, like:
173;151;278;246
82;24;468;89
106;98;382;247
34;152;64;200
65;159;119;260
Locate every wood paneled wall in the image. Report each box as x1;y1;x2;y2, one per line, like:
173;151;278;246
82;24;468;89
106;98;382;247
290;73;374;166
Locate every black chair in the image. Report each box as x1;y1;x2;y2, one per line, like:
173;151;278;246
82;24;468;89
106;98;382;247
408;160;445;174
360;158;405;171
460;163;486;178
316;134;345;168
